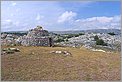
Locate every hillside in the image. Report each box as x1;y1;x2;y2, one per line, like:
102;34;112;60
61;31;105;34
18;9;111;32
1;46;120;81
2;29;120;35
51;29;121;35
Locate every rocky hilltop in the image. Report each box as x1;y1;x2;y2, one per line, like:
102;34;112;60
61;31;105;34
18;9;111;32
58;32;121;51
1;27;121;51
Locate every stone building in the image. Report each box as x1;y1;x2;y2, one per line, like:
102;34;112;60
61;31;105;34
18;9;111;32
21;26;54;47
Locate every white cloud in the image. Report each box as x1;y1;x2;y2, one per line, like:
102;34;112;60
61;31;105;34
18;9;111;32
1;15;120;32
1;19;21;31
14;21;20;26
11;1;17;6
36;14;40;21
16;8;21;12
74;15;121;30
5;19;12;22
1;1;120;31
4;20;20;26
80;1;94;7
84;16;113;23
36;14;44;21
58;11;77;23
10;13;14;17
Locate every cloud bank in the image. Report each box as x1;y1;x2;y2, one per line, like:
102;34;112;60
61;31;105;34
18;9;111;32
58;11;77;23
1;1;120;31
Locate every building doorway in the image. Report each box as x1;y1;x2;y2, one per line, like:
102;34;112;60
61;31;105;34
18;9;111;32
49;38;53;47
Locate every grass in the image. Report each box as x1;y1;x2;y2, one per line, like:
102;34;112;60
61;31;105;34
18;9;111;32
1;46;121;81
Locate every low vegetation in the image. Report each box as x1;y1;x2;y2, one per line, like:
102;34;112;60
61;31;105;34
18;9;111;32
94;35;107;46
55;33;84;43
96;39;107;46
1;32;27;36
108;32;116;36
65;33;84;38
1;46;120;81
2;48;20;54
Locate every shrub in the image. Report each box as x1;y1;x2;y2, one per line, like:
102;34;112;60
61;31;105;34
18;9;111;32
13;49;20;52
67;34;74;38
74;34;79;37
55;38;64;42
94;35;99;41
96;39;107;46
6;50;14;54
96;39;104;45
65;38;68;42
2;49;7;51
79;33;84;35
108;32;116;36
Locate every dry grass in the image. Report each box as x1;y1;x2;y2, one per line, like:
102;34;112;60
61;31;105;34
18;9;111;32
1;46;121;81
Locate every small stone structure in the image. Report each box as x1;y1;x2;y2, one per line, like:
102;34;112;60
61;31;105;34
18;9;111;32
21;26;54;47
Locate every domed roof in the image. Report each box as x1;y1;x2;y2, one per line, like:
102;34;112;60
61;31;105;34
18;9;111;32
27;26;49;37
34;26;43;30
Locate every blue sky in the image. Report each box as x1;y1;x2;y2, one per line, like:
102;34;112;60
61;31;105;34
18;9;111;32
1;1;121;31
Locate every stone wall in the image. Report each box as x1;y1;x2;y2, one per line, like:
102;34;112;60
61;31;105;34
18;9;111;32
21;26;54;47
21;37;53;46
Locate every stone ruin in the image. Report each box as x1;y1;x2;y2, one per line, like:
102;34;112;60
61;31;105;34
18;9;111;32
21;26;54;47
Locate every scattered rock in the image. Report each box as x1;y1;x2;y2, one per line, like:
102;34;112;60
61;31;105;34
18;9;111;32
63;51;72;56
1;51;6;55
6;50;15;54
1;48;20;55
9;48;20;52
55;51;62;54
91;49;106;52
50;50;72;56
29;52;35;55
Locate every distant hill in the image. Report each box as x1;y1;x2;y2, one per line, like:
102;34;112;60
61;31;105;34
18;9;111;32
2;29;121;35
51;29;121;35
85;29;121;35
1;31;28;33
51;30;84;35
1;31;28;36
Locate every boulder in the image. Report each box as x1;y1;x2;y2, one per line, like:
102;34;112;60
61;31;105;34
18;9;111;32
91;49;106;52
50;50;72;56
9;48;20;52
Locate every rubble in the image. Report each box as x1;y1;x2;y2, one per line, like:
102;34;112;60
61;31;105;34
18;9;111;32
1;48;20;55
1;33;17;46
64;32;121;51
8;48;20;52
50;50;72;56
91;49;106;52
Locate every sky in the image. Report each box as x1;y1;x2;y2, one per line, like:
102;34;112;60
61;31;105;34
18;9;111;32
1;1;121;32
